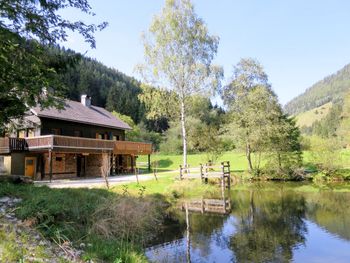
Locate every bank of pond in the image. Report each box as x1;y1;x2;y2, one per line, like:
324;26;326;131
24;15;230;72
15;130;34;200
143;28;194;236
2;181;350;262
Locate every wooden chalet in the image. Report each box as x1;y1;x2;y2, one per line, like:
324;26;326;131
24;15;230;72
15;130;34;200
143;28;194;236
0;95;152;180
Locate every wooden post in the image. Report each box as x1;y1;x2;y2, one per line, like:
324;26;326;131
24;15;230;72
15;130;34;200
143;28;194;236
201;198;204;214
199;163;203;183
204;163;208;184
147;154;151;172
221;162;225;192
49;149;53;182
112;153;115;175
135;165;139;184
179;165;183;180
227;161;231;189
153;160;158;181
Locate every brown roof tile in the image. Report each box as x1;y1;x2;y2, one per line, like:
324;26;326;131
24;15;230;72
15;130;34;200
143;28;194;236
31;100;131;130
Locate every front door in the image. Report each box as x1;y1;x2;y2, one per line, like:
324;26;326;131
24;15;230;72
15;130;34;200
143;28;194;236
77;156;86;177
25;157;36;178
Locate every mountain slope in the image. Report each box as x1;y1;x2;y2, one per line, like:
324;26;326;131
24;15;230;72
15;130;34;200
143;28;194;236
285;64;350;115
295;102;332;128
58;47;144;123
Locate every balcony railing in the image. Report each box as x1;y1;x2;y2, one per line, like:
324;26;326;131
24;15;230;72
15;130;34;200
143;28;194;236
0;137;27;153
113;141;153;155
0;136;152;155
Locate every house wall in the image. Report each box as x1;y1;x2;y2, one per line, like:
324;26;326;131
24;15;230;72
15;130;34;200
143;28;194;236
4;156;11;175
43;152;77;179
86;154;104;177
0;156;10;175
40;118;125;140
11;152;25;175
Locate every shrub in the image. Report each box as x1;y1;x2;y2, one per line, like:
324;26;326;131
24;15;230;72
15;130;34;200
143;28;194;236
310;138;343;176
90;196;167;245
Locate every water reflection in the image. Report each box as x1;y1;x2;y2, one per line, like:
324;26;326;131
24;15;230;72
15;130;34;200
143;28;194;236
230;190;307;262
146;183;350;263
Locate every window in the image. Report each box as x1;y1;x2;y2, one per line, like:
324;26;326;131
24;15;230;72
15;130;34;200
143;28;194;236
18;130;26;138
74;131;81;137
56;157;63;162
27;129;35;138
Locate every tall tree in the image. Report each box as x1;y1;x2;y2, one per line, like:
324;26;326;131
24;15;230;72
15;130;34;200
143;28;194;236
222;58;275;172
137;0;223;166
223;58;302;175
0;0;107;132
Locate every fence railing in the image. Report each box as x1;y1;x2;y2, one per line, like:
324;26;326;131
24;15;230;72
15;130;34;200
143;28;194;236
0;135;152;155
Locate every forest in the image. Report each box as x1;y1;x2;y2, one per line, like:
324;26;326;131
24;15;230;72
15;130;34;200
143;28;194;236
1;0;349;181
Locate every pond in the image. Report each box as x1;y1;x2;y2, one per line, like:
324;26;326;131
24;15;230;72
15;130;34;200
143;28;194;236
145;182;350;263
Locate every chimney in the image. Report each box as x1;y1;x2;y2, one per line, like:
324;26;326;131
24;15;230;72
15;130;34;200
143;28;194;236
81;94;91;107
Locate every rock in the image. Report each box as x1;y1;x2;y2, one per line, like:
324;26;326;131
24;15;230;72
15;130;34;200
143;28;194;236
39;240;46;246
0;196;10;203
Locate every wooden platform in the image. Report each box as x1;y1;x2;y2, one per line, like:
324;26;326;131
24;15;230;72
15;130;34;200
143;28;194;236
181;198;231;215
179;161;231;189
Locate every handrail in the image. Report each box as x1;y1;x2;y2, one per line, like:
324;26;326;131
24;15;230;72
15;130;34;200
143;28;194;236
0;136;153;155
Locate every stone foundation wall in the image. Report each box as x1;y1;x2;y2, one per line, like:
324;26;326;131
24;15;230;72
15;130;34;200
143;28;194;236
86;154;105;177
44;153;77;179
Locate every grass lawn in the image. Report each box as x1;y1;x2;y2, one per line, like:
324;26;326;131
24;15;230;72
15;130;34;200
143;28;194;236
139;149;350;173
138;151;249;171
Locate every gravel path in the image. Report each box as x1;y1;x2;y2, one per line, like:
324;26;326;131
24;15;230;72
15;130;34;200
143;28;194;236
35;171;176;188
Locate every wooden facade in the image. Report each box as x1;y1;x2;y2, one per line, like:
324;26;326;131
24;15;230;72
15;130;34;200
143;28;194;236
0;98;153;180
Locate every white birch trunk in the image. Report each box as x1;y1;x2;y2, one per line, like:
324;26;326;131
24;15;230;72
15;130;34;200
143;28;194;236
181;98;187;167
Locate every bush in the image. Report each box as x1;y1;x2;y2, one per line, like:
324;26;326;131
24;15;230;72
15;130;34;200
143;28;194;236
310;138;343;176
90;196;167;245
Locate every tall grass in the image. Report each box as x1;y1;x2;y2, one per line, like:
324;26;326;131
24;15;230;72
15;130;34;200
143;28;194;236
0;182;168;262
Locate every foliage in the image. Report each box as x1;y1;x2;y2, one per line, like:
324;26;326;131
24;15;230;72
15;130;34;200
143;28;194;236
311;103;342;138
138;84;179;122
112;111;162;149
160;122;183;154
60;51;145;123
310;138;343;176
138;0;223;166
285;63;350;115
265;116;303;177
0;0;106;132
222;58;302;176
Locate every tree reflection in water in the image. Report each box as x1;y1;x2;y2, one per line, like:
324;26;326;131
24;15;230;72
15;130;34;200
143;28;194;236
146;184;350;263
230;189;307;263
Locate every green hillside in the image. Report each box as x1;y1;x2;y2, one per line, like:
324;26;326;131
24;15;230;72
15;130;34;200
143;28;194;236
295;102;332;128
285;64;350;115
57;48;144;123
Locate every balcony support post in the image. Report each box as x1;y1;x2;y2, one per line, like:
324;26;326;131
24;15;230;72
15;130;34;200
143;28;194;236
148;154;151;172
49;149;53;182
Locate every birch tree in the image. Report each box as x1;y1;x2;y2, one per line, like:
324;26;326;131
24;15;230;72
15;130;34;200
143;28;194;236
137;0;222;166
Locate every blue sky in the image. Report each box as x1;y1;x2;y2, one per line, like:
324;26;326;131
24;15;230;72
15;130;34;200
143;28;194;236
60;0;350;105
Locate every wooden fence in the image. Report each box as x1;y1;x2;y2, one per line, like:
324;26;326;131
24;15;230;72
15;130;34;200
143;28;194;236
179;161;231;189
180;198;231;215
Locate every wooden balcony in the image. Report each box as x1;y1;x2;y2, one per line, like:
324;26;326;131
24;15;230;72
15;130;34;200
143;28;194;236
0;137;27;154
0;136;152;155
113;141;153;155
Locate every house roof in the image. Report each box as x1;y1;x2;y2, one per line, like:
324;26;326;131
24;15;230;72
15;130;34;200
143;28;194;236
31;100;131;130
